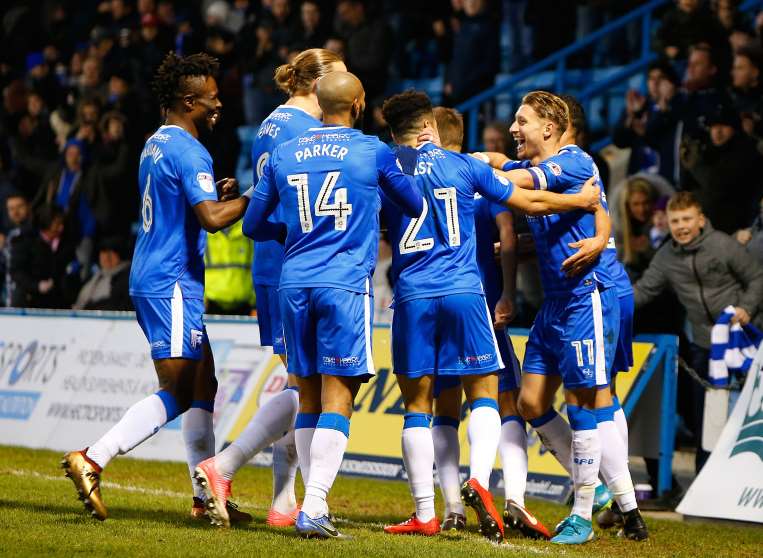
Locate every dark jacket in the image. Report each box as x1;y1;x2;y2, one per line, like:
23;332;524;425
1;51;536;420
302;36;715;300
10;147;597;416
336;16;391;98
634;223;763;348
82;140;136;238
72;260;132;311
682;132;763;234
654;7;727;59
445;12;500;103
7;225;75;308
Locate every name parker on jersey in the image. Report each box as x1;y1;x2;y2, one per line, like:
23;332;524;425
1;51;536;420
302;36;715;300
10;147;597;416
294;143;349;162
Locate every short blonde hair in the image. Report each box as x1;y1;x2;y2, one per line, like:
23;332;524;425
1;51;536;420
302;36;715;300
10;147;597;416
433;106;464;150
274;48;343;95
521;91;569;137
667;191;702;212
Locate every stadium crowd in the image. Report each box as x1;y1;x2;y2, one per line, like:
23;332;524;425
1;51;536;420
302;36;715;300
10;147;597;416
3;0;763;513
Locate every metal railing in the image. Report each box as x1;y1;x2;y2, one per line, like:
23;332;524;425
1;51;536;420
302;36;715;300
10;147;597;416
456;0;763;151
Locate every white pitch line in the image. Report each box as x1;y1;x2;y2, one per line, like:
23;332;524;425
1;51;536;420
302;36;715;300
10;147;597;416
5;468;564;554
3;468;267;510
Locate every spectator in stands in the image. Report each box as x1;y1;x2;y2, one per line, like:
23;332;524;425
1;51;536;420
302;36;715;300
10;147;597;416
0;153;16;235
482;121;513;157
713;0;754;38
78;56;107;103
614;60;682;183
1;193;33;306
729;46;763;147
98;0;140;35
134;13;170;94
323;35;346;58
681;43;730;139
34;138;97;279
634;191;763;472
7;204;72;308
72;97;103;151
241;20;284;123
85;111;135;239
104;66;142;143
11;91;59;199
443;0;499;105
25;51;62;109
335;0;391;109
525;0;576;61
264;0;301;61
681;104;763;234
72;236;131;311
616;177;659;277
736;196;763;265
654;0;727;60
295;1;330;50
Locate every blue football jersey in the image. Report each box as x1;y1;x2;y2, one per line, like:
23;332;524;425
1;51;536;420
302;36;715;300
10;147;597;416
530;145;632;298
249;125;422;293
474;194;509;305
129;125;218;299
251;105;322;287
521;144;615;297
382;143;513;303
504;151;632;297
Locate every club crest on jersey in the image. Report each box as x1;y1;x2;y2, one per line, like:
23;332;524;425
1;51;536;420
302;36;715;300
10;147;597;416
197;172;214;193
190;329;204;349
548;162;562;176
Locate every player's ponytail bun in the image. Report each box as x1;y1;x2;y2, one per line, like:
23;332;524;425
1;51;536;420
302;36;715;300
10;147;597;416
274;62;298;94
273;48;343;96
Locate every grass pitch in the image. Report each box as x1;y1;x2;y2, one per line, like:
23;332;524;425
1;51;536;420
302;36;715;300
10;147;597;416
0;446;760;557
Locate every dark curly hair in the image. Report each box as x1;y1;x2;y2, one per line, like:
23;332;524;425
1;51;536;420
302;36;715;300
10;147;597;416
558;94;586;136
381;90;433;140
152;52;220;110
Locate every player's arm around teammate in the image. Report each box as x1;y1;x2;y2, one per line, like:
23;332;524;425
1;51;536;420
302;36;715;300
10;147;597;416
244;73;422;539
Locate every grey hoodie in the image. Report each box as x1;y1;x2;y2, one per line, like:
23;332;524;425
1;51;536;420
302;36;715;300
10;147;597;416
633;223;763;348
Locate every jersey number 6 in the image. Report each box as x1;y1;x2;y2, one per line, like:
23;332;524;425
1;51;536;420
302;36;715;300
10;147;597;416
142;174;153;233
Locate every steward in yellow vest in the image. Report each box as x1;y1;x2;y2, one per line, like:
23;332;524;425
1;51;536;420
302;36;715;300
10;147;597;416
204;220;255;315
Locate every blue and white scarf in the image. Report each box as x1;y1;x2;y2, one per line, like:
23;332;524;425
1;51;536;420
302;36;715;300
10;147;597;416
709;306;763;387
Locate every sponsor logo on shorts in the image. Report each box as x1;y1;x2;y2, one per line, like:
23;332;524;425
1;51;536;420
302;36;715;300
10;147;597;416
322;356;361;368
190;329;204;350
582;368;593;378
458;353;494;367
151;340;166;349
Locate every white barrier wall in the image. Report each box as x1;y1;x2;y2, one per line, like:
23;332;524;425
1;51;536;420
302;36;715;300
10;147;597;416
0;313;276;461
677;344;763;524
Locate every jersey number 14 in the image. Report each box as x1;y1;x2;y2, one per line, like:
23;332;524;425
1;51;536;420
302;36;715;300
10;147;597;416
287;171;352;233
